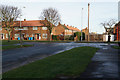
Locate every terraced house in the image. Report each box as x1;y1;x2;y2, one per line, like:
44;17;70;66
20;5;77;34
1;19;50;41
52;23;80;36
1;19;82;41
52;22;81;40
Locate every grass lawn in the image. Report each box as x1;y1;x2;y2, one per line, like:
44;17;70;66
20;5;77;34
112;46;120;49
23;40;73;43
1;40;73;45
2;40;20;45
2;44;33;50
3;46;99;78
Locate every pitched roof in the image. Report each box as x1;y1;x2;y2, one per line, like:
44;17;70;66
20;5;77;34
115;21;120;26
62;24;80;32
2;20;48;27
13;20;46;27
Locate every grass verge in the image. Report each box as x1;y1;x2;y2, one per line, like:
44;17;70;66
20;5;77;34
112;46;120;49
2;40;20;45
3;46;99;78
2;44;33;50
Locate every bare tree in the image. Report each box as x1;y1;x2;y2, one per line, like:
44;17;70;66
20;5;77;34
101;19;116;42
0;5;21;42
40;7;61;41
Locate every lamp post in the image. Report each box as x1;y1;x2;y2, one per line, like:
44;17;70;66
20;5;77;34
0;17;2;29
88;3;90;42
0;12;2;41
81;8;83;41
19;6;25;47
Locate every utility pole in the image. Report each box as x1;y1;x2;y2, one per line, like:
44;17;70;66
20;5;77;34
88;3;90;42
81;8;83;41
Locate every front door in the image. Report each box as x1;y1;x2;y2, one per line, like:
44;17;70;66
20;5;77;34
37;34;41;40
37;34;39;39
22;34;25;40
1;34;4;39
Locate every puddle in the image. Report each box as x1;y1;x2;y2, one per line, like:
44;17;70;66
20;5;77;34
102;48;108;49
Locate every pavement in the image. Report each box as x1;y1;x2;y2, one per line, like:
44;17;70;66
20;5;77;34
2;42;119;79
78;44;120;79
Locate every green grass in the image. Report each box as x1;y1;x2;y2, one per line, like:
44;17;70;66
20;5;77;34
76;41;119;44
1;40;73;45
23;40;73;43
3;46;99;78
112;46;120;49
2;40;20;45
2;44;33;50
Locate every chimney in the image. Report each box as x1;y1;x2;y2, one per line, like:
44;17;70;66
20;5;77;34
45;18;47;20
58;22;61;25
64;24;65;26
67;25;68;26
24;19;26;21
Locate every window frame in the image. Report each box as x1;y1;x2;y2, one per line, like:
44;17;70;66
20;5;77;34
15;34;19;38
42;27;47;30
33;26;38;30
23;27;28;30
42;33;47;39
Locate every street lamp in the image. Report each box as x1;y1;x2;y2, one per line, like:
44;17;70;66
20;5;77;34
81;8;83;41
19;6;25;47
88;3;90;42
0;12;2;40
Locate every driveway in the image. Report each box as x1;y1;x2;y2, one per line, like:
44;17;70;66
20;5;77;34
2;42;118;73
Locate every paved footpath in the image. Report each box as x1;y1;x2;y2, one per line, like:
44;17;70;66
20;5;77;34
79;44;120;79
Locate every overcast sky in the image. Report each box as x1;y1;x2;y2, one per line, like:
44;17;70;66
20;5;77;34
0;0;119;34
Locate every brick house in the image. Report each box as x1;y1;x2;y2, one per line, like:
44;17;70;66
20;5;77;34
113;21;120;41
82;27;89;41
52;23;80;36
52;23;81;40
1;19;50;41
89;32;103;41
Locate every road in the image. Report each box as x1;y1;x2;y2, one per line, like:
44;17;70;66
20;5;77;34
2;42;117;73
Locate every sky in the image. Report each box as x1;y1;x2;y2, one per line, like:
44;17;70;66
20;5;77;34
0;0;119;34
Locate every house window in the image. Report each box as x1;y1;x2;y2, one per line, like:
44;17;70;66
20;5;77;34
42;34;47;39
15;34;19;38
65;29;68;32
1;34;4;39
33;26;38;30
6;34;8;38
15;27;19;30
42;27;47;30
23;27;28;30
0;27;2;30
32;34;35;37
26;34;29;37
69;30;72;32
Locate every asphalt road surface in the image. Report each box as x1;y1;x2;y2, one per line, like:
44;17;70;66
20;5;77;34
2;42;118;76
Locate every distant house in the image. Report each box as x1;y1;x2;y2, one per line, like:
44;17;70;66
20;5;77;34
113;21;120;41
1;19;50;41
103;28;115;42
89;32;103;42
52;23;80;36
52;23;81;40
82;27;89;41
103;33;114;41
